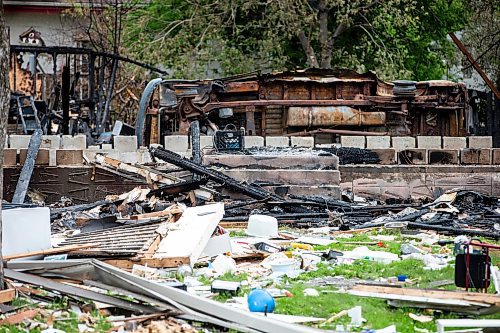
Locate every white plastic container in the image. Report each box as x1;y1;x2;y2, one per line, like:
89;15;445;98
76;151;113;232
246;215;278;238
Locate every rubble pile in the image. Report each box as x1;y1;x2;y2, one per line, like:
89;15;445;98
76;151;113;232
1;146;499;332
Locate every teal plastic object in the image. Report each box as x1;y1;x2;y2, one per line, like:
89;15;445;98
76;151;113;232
247;289;275;313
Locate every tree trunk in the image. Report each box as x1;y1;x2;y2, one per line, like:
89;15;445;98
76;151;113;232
0;0;10;289
297;30;319;68
318;0;331;69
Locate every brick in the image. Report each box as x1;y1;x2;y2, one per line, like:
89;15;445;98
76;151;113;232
56;149;84;165
492;149;500;165
398;149;428;165
200;135;214;148
3;148;17;166
221;169;341;186
369;149;396;164
164;135;189;152
341;136;365;149
366;136;390;149
265;136;289;147
291;136;314;148
61;135;87;149
9;135;31;148
40;135;61;149
417;136;441;149
443;137;466;150
244;136;264;148
113;135;137;151
468;136;492;148
391;136;415;151
19;148;50;165
428;149;459;165
460;148;491;165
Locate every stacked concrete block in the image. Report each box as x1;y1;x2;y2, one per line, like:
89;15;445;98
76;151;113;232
341;136;365;148
366;136;390;149
222;169;341;186
468;136;492;148
10;135;31;148
291;136;314;148
3;148;17;166
61;135;86;149
114;135;138;152
244;136;264;148
417;136;441;149
19;148;50;165
443;137;466;150
200;135;214;148
370;149;397;164
40;135;61;149
428;150;459;164
391;137;415;151
203;154;339;170
398;149;428;165
56;150;84;165
492;149;500;165
164;135;189;152
265;136;289;147
461;148;491;165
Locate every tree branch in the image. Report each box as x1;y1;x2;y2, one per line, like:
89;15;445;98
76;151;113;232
298;30;319;68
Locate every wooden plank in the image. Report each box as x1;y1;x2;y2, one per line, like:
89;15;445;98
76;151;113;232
4;244;97;261
104;256;190;269
0;289;15;303
130;207;182;220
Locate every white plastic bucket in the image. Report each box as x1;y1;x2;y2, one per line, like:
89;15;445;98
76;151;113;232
246;215;278;237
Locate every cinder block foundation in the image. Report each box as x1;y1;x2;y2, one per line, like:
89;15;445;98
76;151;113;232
391;137;415;151
492;149;500;165
428;149;459;165
461;148;492;165
19;148;50;165
56;149;84;165
164;135;189;152
40;135;61;149
468;136;492;148
61;135;87;149
114;136;137;152
244;136;264;148
366;136;390;149
291;136;314;148
417;136;441;149
9;135;31;148
200;135;214;148
398;149;428;165
265;136;289;147
203;154;339;170
443;137;466;150
221;169;341;186
369;149;396;164
341;136;365;149
3;148;17;166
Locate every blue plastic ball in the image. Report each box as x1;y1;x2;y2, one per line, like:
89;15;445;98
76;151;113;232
247;289;275;313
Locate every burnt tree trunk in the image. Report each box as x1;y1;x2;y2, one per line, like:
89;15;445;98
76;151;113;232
0;0;10;289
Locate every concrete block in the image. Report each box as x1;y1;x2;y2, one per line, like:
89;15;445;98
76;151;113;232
492;149;500;165
102;144;113;150
244;136;264;148
4;136;8;148
3;148;17;166
443;137;466;150
117;151;142;164
461;148;491;165
40;135;61;149
164;135;189;152
341;136;365;149
428;149;459;165
366;136;390;149
370;149;396;164
9;135;31;148
203;154;339;170
114;135;137;152
61;135;86;149
56;149;84;165
221;169;341;186
200;135;214;148
265;136;289;147
417;136;442;149
398;149;428;165
19;148;50;165
468;136;492;148
291;136;314;148
391;136;416;151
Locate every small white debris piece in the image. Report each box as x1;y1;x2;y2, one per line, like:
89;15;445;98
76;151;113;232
303;288;320;297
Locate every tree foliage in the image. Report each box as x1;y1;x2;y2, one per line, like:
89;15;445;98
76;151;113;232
123;0;468;80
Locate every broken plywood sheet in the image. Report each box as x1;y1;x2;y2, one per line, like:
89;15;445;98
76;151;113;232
153;203;224;266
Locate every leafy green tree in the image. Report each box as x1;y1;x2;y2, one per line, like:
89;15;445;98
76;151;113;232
123;0;468;80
